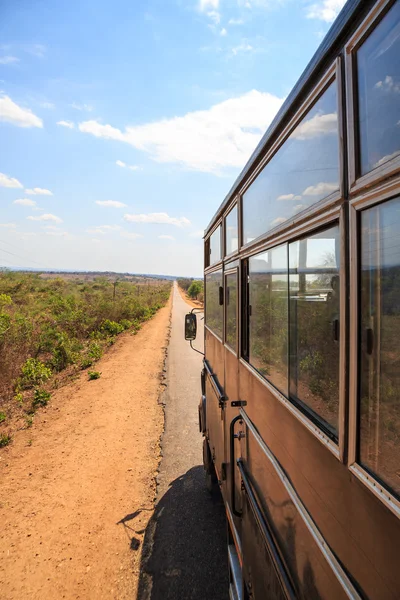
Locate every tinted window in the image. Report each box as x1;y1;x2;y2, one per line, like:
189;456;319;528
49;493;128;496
289;226;340;437
209;226;221;266
249;244;288;395
243;83;339;245
357;1;400;176
205;269;223;338
225;205;239;255
360;198;400;496
225;272;237;350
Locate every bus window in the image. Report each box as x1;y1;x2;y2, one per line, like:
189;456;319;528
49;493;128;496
208;226;222;266
225;205;238;256
357;1;400;176
249;244;288;395
225;272;238;350
360;197;400;496
205;269;223;338
289;225;340;438
242;82;339;245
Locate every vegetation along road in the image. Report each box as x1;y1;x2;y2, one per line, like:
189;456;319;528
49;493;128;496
0;279;227;599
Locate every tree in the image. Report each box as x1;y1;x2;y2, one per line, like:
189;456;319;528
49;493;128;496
187;280;203;300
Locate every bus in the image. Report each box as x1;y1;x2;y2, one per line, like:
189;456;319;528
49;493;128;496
184;0;400;598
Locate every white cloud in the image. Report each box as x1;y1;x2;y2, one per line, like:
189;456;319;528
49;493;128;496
292;112;337;140
0;56;19;65
27;44;46;58
27;213;62;224
116;159;141;171
41;102;55;109
271;217;287;226
87;225;122;234
0;95;43;128
79;90;284;173
70;102;93;112
293;204;309;214
306;0;346;23
374;150;400;168
199;0;219;10
220;28;227;36
0;222;16;229
124;212;191;227
57;120;75;129
158;235;175;240
25;187;53;196
375;76;400;94
95;200;127;208
228;18;244;25
207;10;221;24
13;198;37;207
120;231;144;240
302;182;337;196
46;230;69;237
232;43;253;55
276;193;300;201
0;172;23;188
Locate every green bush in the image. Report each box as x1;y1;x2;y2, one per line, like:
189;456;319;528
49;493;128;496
32;389;51;409
88;370;101;380
188;280;203;300
19;358;52;389
0;433;12;447
0;412;6;423
100;319;124;336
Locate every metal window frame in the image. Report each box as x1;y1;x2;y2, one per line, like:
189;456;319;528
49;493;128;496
224;199;240;260
224;268;239;356
205;219;223;271
345;0;400;195
239;59;344;254
204;265;224;343
348;181;400;519
242;209;345;461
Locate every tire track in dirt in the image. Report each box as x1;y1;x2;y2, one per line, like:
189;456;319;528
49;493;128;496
0;294;172;600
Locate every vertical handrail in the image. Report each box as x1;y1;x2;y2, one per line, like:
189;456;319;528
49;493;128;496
230;415;243;517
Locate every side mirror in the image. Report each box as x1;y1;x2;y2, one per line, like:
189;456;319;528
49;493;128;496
185;313;197;341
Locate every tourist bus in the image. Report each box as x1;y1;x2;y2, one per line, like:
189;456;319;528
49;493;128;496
185;0;400;598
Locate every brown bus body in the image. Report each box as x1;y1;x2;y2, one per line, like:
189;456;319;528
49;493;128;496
196;1;400;598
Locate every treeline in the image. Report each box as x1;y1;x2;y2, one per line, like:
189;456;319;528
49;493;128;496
177;278;204;301
0;272;171;445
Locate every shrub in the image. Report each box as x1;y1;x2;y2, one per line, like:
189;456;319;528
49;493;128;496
188;280;203;300
0;433;12;447
32;389;51;409
19;358;52;389
88;341;102;360
0;412;6;423
88;370;101;380
100;319;124;336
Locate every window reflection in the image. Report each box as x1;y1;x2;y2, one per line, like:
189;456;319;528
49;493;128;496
209;226;221;266
289;226;340;437
225;272;237;350
205;270;223;338
242;82;339;245
225;205;238;255
249;244;288;395
360;197;400;496
357;1;400;176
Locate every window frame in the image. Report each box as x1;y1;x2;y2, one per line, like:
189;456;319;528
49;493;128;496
345;0;400;196
205;219;223;271
349;182;400;519
224;199;240;260
240;208;346;462
238;59;344;254
224;267;239;356
204;264;224;343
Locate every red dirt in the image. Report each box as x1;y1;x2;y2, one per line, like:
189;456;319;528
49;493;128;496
0;296;172;600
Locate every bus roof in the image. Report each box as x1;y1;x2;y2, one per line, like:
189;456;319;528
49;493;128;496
204;0;372;237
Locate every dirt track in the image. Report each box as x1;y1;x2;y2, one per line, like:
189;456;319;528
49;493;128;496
0;295;172;600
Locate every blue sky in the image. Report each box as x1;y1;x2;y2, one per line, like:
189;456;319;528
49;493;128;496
0;0;346;276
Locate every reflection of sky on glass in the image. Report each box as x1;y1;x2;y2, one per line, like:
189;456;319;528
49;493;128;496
209;225;221;265
357;1;400;175
243;83;339;244
250;243;287;272
225;205;238;255
362;197;400;269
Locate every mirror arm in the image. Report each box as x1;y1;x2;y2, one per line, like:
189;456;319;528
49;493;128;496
190;340;205;356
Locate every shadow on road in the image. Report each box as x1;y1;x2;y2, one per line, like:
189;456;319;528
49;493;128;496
136;465;228;600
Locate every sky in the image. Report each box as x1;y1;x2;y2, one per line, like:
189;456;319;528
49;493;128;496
0;0;347;277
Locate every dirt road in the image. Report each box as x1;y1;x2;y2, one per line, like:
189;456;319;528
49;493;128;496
137;283;228;600
0;296;171;599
